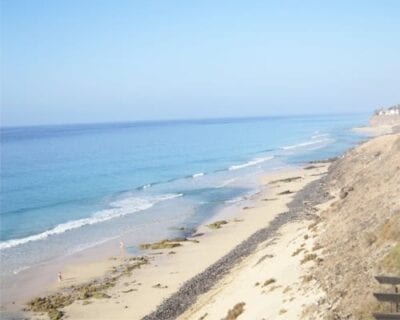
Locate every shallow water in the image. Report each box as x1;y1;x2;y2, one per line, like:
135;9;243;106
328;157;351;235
0;114;368;278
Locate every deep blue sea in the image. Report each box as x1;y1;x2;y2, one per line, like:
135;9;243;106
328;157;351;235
0;114;368;277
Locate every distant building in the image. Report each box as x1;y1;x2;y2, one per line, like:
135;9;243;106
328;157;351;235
374;104;400;116
370;104;400;126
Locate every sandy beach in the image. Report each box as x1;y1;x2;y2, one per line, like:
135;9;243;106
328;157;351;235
21;163;329;320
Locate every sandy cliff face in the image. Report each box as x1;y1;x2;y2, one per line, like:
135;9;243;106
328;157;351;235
313;134;400;319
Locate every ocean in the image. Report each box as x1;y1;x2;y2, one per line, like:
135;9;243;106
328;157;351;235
0;114;368;278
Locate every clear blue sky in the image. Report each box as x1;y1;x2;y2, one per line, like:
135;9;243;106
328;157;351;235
1;0;399;126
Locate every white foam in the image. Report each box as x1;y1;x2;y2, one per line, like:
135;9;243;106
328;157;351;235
224;189;259;204
0;193;182;250
228;156;274;171
66;236;119;255
225;197;243;204
215;178;237;188
192;172;204;178
311;133;330;139
13;265;31;275
281;138;331;150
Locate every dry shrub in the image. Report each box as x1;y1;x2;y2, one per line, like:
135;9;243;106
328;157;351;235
207;220;228;229
377;216;400;242
302;274;313;283
301;254;317;264
381;242;400;273
312;243;324;251
223;302;245;320
292;248;304;256
363;232;377;246
262;278;276;287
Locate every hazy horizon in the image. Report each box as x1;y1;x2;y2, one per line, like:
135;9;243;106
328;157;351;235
1;1;399;126
0;111;371;129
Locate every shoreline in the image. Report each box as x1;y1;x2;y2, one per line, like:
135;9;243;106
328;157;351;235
12;163;330;320
0;178;252;314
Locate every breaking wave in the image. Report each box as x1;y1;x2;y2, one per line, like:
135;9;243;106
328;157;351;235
228;156;274;171
0;193;182;250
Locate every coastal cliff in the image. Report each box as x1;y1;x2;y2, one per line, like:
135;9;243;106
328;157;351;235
312;133;400;319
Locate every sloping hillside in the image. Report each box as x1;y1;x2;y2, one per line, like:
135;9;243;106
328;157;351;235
312;134;400;319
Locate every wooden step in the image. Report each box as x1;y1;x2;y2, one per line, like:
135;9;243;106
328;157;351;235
372;313;400;320
375;276;400;286
373;293;400;303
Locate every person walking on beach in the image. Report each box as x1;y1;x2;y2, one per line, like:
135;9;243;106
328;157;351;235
119;240;125;255
57;272;62;282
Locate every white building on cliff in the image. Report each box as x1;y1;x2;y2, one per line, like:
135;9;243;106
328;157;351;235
374;105;400;116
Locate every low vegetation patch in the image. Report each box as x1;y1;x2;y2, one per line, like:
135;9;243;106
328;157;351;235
364;232;377;246
270;176;302;184
262;197;277;201
278;190;294;195
283;286;292;293
198;313;208;320
223;302;245;320
301;253;318;264
26;280;113;320
262;278;276;287
308;218;321;230
304;165;319;170
269;285;281;292
140;238;187;250
26;257;149;320
377;216;400;241
292;247;304;256
302;274;313;283
339;186;354;199
381;242;400;273
207;220;228;229
309;157;337;164
312;243;323;251
121;288;137;293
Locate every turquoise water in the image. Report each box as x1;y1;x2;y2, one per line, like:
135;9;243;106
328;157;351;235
0;114;368;276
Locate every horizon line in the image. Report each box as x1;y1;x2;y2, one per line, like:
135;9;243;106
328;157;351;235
0;111;370;129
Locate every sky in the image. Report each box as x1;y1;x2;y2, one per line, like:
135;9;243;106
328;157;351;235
1;0;400;126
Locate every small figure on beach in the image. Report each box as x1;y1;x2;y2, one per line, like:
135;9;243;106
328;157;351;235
57;271;62;282
119;240;125;255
